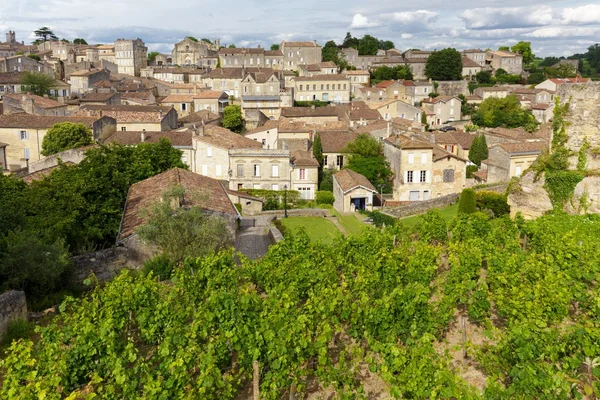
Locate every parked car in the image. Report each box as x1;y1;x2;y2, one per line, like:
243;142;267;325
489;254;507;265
439;126;457;132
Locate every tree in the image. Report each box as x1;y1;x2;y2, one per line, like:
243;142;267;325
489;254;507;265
343;134;393;192
425;48;463;81
458;188;477;214
421;111;429;131
27;54;41;62
342;32;359;49
475;70;493;84
371;65;413;83
539;56;561;67
148;51;160;62
186;36;199;42
222;105;244;133
378;40;395;51
201;38;212;44
358;35;379;56
41;122;94;156
495;68;508;76
228;44;236;49
498;46;510;51
270;44;280;51
21;71;56;96
526;70;545;85
471;95;538;132
468;135;488;167
511;41;535;64
34;27;58;42
585;44;600;72
137;187;233;264
312;132;323;167
73;38;88;45
545;64;576;78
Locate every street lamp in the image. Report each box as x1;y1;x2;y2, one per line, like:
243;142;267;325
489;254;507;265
283;184;288;218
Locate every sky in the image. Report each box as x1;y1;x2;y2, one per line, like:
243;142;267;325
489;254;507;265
1;0;599;57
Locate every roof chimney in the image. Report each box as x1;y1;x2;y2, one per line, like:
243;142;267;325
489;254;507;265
158;110;163;120
141;129;146;142
387;120;391;137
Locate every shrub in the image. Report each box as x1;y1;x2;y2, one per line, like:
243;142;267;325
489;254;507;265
319;169;334;191
418;209;447;243
362;210;397;228
316;190;334;205
143;254;176;281
458;188;477;214
1;319;34;349
475;191;510;217
466;165;479;178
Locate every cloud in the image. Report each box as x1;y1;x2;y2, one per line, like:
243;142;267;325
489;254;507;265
561;4;600;25
529;26;600;38
401;33;413;39
349;13;380;29
383;10;438;25
460;6;553;29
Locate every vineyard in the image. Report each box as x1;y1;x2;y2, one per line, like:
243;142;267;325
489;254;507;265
1;211;600;399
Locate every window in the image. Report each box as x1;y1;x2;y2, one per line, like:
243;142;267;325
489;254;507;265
23;148;30;159
421;153;427;164
515;165;523;177
237;164;244;177
271;165;279;177
299;84;303;91
323;155;328;166
336;155;344;168
420;171;427;183
443;169;455;183
299;168;306;180
408;152;414;164
423;190;431;200
272;184;279;191
423;88;428;93
206;146;212;157
406;170;413;183
216;165;222;176
298;187;311;200
313;84;316;90
19;130;28;140
181;103;187;111
201;165;208;175
253;164;260;177
121;127;127;131
261;139;266;146
409;190;420;201
181;154;188;165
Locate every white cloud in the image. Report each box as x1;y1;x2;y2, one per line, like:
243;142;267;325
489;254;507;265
529;26;600;38
561;4;600;25
349;13;380;29
401;33;413;39
460;6;553;29
383;10;438;24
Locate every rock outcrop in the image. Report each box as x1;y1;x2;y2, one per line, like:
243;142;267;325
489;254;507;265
507;171;552;219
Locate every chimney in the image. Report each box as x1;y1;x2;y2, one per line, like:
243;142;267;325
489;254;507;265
158;110;163;120
141;129;146;142
24;98;34;115
429;133;435;143
387;120;391;137
197;123;205;136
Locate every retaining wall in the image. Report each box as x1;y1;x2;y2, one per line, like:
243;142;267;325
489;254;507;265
0;290;27;340
258;209;330;218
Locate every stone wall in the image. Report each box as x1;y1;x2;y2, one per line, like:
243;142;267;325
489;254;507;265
436;80;469;97
258;208;330;218
269;225;284;243
383;184;508;218
557;82;600;151
28;147;87;173
70;246;141;290
507;171;552;219
0;290;27;340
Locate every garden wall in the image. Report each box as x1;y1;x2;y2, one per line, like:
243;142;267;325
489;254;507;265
0;290;27;340
258;209;330;218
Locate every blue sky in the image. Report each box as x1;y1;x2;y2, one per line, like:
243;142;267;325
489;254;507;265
1;0;599;57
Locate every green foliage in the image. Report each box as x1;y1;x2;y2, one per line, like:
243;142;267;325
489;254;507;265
418;209;447;243
545;64;577;78
360;210;397;227
370;65;413;83
420;111;429;130
27;54;40;61
539;56;561;67
234;202;242;213
578;137;590;171
200;38;212;44
221;105;244;133
20;71;56;97
228;44;236;48
142;254;176;281
41;122;93;156
584;43;600;73
472;95;538;132
33;26;58;42
147;51;160;62
312;132;323;167
315;190;334;205
240;189;301;210
458;188;477;214
495;73;522;84
358;35;379;56
343;134;393;192
544;170;584;208
270;44;279;51
73;38;87;45
468;134;489;167
464;123;479;132
526;70;545;84
0;319;34;350
186;36;199;42
466;165;479;178
319;169;334;192
552;96;570;149
425;48;463;81
321;40;348;70
511;41;535;64
475;70;493;84
293;100;329;107
475;191;510;217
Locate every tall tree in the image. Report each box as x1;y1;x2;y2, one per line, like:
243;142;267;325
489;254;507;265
425;48;463;80
222;105;244;133
468;135;488;167
21;71;56;97
358;35;379;56
585;44;600;72
201;38;212;44
41;122;94;156
511;41;535;65
148;51;160;62
270;44;280;51
228;44;236;48
34;27;58;42
312;133;323;167
472;95;538;132
343;134;393;192
498;46;510;51
73;38;87;45
378;40;395;51
342;32;359;49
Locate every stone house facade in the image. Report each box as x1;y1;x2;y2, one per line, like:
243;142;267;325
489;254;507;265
293;74;351;103
421;96;462;127
115;38;148;76
333;169;377;213
367;99;422;122
343;70;370;95
473;86;510;100
69;68;111;96
0;55;55;76
462;49;487;67
486;50;523;75
483;141;546;183
75;105;177;132
2;93;68;116
280;41;322;70
171;37;218;66
219;47;284;70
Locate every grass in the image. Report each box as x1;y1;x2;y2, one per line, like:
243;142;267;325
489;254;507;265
338;213;367;235
398;203;459;229
0;319;34;354
279;217;341;245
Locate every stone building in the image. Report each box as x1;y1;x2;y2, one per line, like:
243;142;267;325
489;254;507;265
421;96;462;127
98;44;116;64
482;141;546;184
366;99;422;122
333;169;377;213
219;47;284;70
75;105;178;132
280;41;322;70
2;93;68;116
115;38;148;76
171;37;218;66
293;74;351;103
69;68;111;96
462;49;487;67
0;55;55;76
343;70;370;95
486;50;523;75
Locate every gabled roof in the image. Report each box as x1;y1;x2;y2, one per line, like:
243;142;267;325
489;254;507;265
280;106;340;118
70;68;107;77
291;150;319;167
319;131;358;153
385;135;434;149
75;105;174;123
497;141;547;155
282;41;320;48
531;103;552;110
244;119;279;135
294;74;348;82
117;168;238;241
548;77;590;84
3;93;65;109
0;114;102;129
195;125;263;149
334;169;377;193
422;96;461;104
462;57;481;68
104;129;193;147
375;80;400;88
0;72;26;84
79;92;118;102
178;110;221;124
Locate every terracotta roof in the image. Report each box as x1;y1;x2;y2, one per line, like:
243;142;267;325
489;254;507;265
223;188;264;202
118;168;238;241
207;67;276;80
466;95;482;101
75;105;173;123
0;72;26;84
291;150;319;167
299;64;321;72
375;80;399;88
472;169;487;181
264;50;283;56
422;96;461;104
0;114;101;129
278;119;347;133
219;47;265;55
319;131;358;153
244;119;279;135
104;129;193;147
385;135;434;149
70;68;106;77
334;169;377;193
531;103;552;110
343;70;370;76
244;71;278;84
548;77;590;84
433;131;474;149
178;110;221;124
462;57;481;68
283;41;320;48
318;62;337;68
196;125;262;149
294;74;349;82
432;146;467;162
338;101;381;121
486;127;544;141
194;90;226;99
489;50;520;58
79;92;118;102
401;80;416;87
498;141;547;154
280;106;339;118
462;49;485;53
3;93;65;109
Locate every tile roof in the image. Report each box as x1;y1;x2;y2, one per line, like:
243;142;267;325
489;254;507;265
278;119;347;133
353;120;389;134
334;169;377;192
194;90;227;99
319;131;358;153
291;150;319;167
497;141;547;154
3;93;65;109
280;106;340;118
531;103;552;110
299;64;321;72
337;101;381;121
462;49;485;53
422;96;461;104
196;125;263;149
70;68;106;77
375;80;399;88
549;77;590;84
207;67;276;80
283;41;320;47
118;168;238;241
244;119;279;135
432;146;467;162
219;47;265;55
0;114;101;129
75;105;174;122
104;129;193;147
318;61;337;68
79;92;118;102
343;70;370;75
178;110;221;124
489;50;520;58
294;74;349;82
385;135;434;149
0;72;26;84
462;57;481;68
